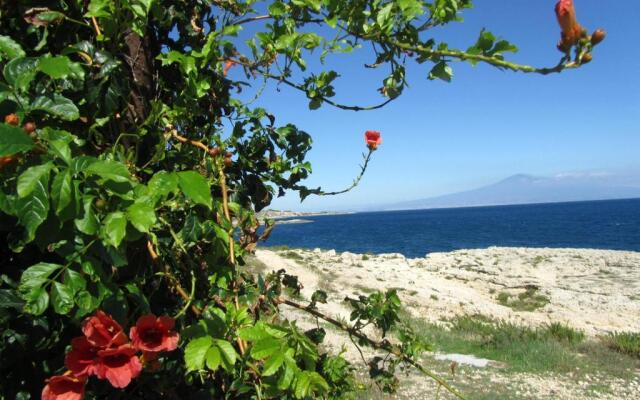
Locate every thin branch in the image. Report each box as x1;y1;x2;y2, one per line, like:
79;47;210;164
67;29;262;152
280;298;467;400
147;240;202;316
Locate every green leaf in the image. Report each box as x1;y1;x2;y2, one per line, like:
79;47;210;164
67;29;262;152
0;123;34;157
31;94;80;121
0;289;24;310
205;346;221;371
19;263;62;298
16;173;50;242
48;140;72;164
75;290;99;315
39;56;85;80
428;61;453;82
63;269;86;294
100;212;127;247
148;171;178;198
251;337;281;359
85;160;132;183
177;171;212;209
3;57;39;91
51;282;75;314
262;352;285;376
126;203;156;233
0;35;25;60
24;286;49;315
294;371;311;399
185;336;213;371
215;339;237;371
51;169;73;217
75;196;100;235
17;162;53;197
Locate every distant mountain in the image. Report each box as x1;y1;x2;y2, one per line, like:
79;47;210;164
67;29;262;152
383;172;640;210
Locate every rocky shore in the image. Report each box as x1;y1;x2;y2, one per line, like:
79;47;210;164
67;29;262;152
249;247;640;399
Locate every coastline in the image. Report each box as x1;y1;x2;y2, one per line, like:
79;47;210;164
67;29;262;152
255;246;640;335
246;246;640;399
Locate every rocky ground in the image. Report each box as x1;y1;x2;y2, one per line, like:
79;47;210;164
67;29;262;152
249;247;640;400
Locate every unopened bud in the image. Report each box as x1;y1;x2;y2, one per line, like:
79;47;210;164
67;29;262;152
591;29;606;45
4;113;19;126
581;53;593;64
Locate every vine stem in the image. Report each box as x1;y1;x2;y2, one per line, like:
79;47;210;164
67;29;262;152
280;298;467;400
147;240;202;316
316;149;373;196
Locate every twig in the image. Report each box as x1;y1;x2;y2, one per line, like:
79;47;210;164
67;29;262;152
280;298;467;400
147;240;202;316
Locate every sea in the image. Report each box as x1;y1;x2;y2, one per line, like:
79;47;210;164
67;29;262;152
261;198;640;258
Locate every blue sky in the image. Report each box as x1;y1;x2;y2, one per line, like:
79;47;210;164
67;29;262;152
229;1;640;211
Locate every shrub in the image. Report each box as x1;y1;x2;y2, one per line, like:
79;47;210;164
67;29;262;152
0;1;601;399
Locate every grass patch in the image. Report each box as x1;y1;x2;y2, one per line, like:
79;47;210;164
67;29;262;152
430;294;439;301
602;332;640;358
497;288;549;311
402;313;639;378
531;255;548;267
361;254;370;261
280;250;304;260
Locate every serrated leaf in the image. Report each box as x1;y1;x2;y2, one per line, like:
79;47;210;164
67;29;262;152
63;269;86;295
205;346;221;371
177;171;211;209
238;323;271;342
262;352;285;376
0;35;25;60
185;336;213;371
251;337;281;359
24;286;49;315
126;202;156;233
0;123;34;157
17;162;53;198
75;290;99;316
39;56;85;80
148;171;178;198
19;262;62;298
100;211;127;247
31;94;80;121
51;281;74;314
215;339;237;371
85;160;132;183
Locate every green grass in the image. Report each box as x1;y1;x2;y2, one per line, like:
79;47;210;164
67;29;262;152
402;313;639;378
280;250;304;260
602;332;640;358
497;288;550;311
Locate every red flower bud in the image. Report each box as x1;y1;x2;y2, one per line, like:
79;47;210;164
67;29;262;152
555;0;583;47
581;53;593;64
223;60;236;77
4;113;19;126
208;147;221;157
591;29;606;45
364;130;382;151
224;156;233;168
23;122;36;134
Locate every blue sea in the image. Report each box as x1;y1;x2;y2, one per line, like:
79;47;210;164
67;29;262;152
262;198;640;258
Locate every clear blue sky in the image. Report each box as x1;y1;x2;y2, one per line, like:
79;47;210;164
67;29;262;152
229;1;640;211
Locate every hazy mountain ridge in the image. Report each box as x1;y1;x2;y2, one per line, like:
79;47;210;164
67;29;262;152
383;172;640;211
